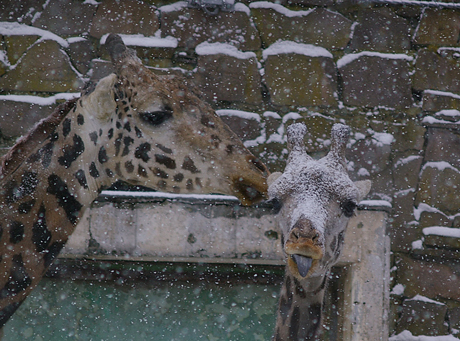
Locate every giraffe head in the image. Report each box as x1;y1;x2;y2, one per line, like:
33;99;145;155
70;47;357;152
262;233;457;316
79;34;268;205
268;123;371;281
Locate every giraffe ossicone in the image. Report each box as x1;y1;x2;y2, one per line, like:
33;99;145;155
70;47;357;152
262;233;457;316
268;122;371;340
0;34;269;327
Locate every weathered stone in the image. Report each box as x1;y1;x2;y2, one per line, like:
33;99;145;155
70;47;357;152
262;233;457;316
454;216;460;228
422;90;460;112
424;228;460;250
32;0;97;36
0;40;84;92
413;8;460;46
284;0;334;6
89;59;114;81
393;155;423;191
89;0;159;39
135;47;175;68
390;120;426;152
413;48;460;94
0;0;45;24
159;3;260;51
349;8;412;52
338;53;412;109
67;38;96;75
396;296;448;336
449;307;460;330
5;35;40;65
424;127;460;169
419;211;452;229
264;49;337;107
397;254;460;301
0;100;55;139
217;109;261;141
250;4;352;50
391;190;419;253
193;51;262;104
416;162;460;215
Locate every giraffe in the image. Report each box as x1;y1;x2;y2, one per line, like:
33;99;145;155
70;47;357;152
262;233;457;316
0;34;269;327
267;123;371;340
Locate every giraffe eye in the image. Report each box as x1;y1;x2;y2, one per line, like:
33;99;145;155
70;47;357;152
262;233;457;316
139;108;173;126
341;200;357;218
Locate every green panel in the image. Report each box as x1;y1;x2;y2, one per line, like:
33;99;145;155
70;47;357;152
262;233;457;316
4;278;280;340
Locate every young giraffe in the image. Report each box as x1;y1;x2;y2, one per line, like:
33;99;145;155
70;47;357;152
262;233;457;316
0;34;269;327
268;123;371;340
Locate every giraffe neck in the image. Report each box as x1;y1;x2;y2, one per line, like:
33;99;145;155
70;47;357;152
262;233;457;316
274;270;328;341
0;100;112;326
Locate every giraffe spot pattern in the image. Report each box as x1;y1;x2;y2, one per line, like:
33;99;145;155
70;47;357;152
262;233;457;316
138;165;148;178
108;128;114;140
62;118;71;138
32;205;52;253
43;242;65;268
134;126;143;138
106;168;114;178
156;143;172;154
58;134;85;169
77;114;84;125
173;173;184;182
0;254;32;299
152;167;168;179
17;200;36;214
125;161;134;173
89;131;98;145
47;174;83;225
114;133;123;156
122;136;134;156
5;172;39;204
181;156;199;173
135;143;151;162
89;162;100;178
9;221;24;244
75;169;88;189
98;146;109;164
155;154;176;169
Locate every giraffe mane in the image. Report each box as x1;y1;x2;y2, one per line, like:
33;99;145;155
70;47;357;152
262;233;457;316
0;97;78;178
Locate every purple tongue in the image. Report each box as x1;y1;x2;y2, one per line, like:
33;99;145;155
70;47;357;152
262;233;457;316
292;255;313;277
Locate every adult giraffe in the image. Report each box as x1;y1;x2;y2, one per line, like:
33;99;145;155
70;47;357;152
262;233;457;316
268;123;371;340
0;34;268;327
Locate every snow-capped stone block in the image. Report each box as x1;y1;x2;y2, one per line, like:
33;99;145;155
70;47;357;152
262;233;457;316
193;43;262;104
423;226;460;250
349;8;412;53
216;109;262;141
263;41;337;107
414;48;460;95
393;155;423;191
0;40;84;92
250;3;352;50
89;0;159;39
159;2;260;51
425;127;460;169
338;51;413;109
413;8;460;46
422;90;460;112
416;162;460;215
396;294;449;336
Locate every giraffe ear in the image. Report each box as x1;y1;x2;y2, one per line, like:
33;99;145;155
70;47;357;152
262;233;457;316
354;180;372;202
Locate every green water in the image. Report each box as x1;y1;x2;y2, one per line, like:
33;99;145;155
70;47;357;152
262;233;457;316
4;277;280;340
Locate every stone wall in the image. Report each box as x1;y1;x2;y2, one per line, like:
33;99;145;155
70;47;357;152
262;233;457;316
1;0;460;338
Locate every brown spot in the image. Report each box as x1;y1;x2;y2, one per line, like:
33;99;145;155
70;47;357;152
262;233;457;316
157;180;167;189
226;145;234;154
156;143;173;154
115;162;123;176
210;134;221;148
172;186;180;193
151;167;168;179
186;179;194;191
155;154;176;169
181;156;200;174
138;165;148;178
201;114;215;128
125;161;134;173
173;173;184;182
195;178;202;188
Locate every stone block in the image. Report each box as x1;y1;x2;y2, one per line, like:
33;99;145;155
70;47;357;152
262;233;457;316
284;0;334;5
396;254;460;301
413;8;460;46
416;162;460;215
193;47;262;104
250;4;352;50
32;0;97;36
0;100;55;139
396;295;448;336
0;40;84;92
289;113;335;154
338;52;412;109
216;109;261;141
423;227;460;249
454;216;460;228
419;210;452;229
389;120;426;152
159;3;260;51
349;8;412;52
67;38;96;75
89;0;159;39
391;190;419;253
425;127;460;169
89;59;115;81
449;307;460;330
4;35;40;65
413;48;460;94
0;0;45;24
263;42;337;107
393;155;423;191
422;90;460;112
